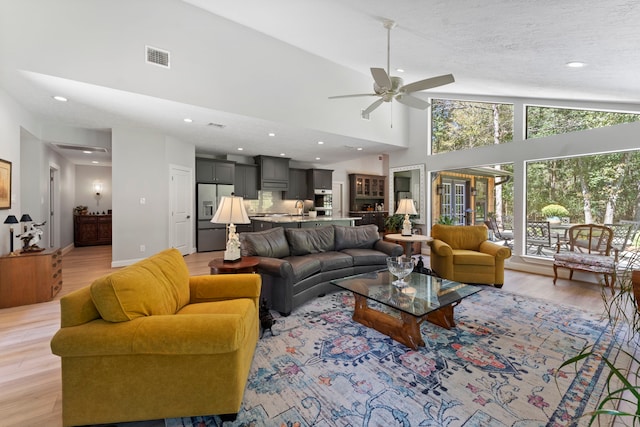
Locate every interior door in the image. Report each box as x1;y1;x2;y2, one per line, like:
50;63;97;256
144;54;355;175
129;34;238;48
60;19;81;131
170;165;192;255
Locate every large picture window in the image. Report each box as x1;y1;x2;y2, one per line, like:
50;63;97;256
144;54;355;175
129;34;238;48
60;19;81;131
431;99;514;154
526;106;640;139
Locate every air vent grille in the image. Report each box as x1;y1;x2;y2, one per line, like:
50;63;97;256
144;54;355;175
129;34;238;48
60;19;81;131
207;122;226;129
146;45;170;68
53;143;109;153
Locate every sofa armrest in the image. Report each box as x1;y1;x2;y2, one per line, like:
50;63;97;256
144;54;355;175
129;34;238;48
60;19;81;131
374;239;404;256
51;313;252;357
255;256;294;280
478;241;511;259
429;239;453;256
189;274;261;304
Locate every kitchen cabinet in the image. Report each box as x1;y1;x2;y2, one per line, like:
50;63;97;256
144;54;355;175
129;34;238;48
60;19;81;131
0;248;62;308
255;155;290;190
307;169;333;191
283;168;308;200
234;164;258;199
74;214;112;246
349;174;387;211
349;211;388;230
196;158;235;184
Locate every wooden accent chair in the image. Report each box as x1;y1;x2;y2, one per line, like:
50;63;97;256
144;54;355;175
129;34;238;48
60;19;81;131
553;224;616;293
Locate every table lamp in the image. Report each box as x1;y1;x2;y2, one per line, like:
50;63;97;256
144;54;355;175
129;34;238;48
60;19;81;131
4;215;19;255
211;194;250;262
396;199;417;236
20;214;32;232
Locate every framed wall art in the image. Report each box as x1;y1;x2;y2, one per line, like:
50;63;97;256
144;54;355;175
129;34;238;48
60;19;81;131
0;159;11;209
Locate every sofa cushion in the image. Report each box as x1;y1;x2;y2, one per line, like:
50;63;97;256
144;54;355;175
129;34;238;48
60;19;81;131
90;248;191;323
310;251;354;271
334;224;379;251
285;226;335;256
284;256;322;282
341;248;390;266
240;227;290;258
453;249;495;266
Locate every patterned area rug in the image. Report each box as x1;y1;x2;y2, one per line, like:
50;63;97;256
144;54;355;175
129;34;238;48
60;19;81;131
166;287;628;427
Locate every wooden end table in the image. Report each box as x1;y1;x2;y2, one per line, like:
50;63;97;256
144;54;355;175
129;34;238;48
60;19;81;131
208;256;260;274
384;233;433;258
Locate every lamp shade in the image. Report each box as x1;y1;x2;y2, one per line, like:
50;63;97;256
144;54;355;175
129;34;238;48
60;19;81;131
4;215;18;224
20;214;32;222
396;199;418;216
210;195;250;225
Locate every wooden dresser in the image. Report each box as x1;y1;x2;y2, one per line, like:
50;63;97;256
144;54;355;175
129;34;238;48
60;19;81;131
0;248;62;308
74;214;112;246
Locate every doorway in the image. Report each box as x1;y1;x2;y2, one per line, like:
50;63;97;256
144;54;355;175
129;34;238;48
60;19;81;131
49;164;60;248
332;181;344;217
169;165;193;255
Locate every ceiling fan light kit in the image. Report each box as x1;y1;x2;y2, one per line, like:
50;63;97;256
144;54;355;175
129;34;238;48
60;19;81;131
330;19;454;116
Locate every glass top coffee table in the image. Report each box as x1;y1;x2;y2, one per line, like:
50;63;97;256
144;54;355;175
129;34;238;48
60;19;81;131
331;270;481;350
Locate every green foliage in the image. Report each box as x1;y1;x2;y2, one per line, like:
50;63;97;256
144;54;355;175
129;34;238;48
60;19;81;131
436;215;456;225
541;204;569;218
527;106;640;139
432;99;514;154
385;214;416;232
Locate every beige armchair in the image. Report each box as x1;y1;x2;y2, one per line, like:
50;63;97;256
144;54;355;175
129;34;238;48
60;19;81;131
428;224;511;287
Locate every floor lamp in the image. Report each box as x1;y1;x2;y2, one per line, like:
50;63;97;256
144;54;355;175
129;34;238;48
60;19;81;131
396;199;417;236
4;215;19;255
210;194;250;262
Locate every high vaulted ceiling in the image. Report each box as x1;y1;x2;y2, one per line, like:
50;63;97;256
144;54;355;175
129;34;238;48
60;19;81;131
1;0;639;166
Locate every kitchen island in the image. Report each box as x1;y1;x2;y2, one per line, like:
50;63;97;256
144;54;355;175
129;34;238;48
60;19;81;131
251;215;360;231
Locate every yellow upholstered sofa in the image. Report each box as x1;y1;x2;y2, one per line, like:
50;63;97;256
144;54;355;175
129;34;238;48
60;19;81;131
50;248;260;426
428;224;511;287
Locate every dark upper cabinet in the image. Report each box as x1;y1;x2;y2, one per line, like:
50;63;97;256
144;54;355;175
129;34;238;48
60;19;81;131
283;168;308;200
234;164;258;199
307;169;333;194
196;158;235;184
255;155;290;190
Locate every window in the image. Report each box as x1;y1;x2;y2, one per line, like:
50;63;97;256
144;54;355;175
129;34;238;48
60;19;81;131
431;99;514;153
526;106;640;139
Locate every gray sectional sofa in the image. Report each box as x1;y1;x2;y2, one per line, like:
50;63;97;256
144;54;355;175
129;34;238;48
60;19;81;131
239;224;403;316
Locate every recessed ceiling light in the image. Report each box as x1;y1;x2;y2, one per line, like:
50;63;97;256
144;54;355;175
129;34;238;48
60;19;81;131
237;147;243;151
356;147;363;151
83;150;92;154
183;118;193;123
92;161;99;164
566;61;586;68
317;141;324;145
268;132;276;137
53;96;68;102
279;153;286;156
395;68;405;73
315;157;320;160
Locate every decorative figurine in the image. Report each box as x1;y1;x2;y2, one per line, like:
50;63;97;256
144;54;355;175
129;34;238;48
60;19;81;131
223;223;241;262
17;221;46;252
259;298;276;338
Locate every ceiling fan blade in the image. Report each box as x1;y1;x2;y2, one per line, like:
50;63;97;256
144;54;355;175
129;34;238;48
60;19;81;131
371;68;392;90
362;98;384;115
395;94;431;109
328;93;377;99
400;73;455;93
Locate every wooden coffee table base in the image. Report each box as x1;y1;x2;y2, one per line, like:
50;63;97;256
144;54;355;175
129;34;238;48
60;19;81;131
352;294;459;350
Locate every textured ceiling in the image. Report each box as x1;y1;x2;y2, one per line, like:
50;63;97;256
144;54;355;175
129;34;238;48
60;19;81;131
2;0;639;166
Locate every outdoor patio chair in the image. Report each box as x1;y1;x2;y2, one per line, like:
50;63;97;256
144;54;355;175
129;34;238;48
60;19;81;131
553;224;616;293
526;221;555;255
484;218;513;248
604;222;635;257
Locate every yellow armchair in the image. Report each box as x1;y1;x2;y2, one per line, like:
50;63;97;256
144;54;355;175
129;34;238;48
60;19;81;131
50;248;260;426
428;224;511;287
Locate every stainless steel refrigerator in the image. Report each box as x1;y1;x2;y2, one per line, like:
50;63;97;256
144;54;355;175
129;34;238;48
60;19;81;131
196;183;234;252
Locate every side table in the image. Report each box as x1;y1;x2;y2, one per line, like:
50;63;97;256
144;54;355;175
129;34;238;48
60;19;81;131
384;233;433;258
209;256;260;274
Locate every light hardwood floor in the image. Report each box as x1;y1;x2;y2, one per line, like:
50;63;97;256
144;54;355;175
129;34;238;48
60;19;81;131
0;246;609;427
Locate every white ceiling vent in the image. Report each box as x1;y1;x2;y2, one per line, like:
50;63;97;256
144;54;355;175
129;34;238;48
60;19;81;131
145;45;170;68
53;143;109;153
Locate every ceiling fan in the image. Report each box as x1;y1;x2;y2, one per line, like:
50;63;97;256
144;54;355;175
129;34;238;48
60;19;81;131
329;20;455;116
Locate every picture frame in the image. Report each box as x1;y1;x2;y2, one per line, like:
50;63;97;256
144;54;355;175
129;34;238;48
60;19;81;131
0;159;11;209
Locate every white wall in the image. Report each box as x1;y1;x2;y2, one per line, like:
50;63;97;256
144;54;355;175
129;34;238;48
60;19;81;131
111;127;194;266
75;165;111;213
